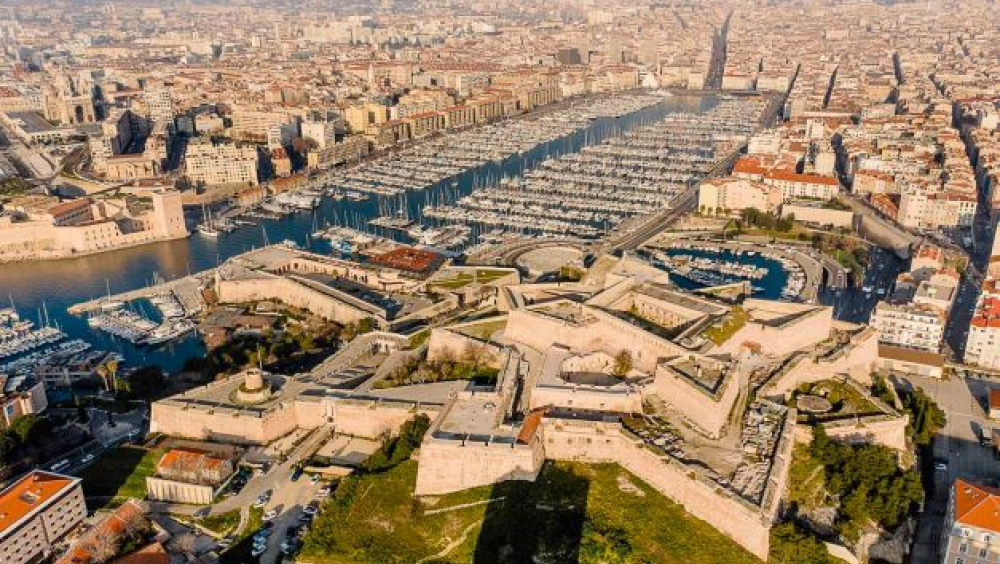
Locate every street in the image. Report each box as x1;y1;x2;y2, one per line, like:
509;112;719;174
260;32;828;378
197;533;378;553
896;373;999;564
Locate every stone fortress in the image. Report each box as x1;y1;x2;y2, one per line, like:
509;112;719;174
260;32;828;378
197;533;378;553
150;251;903;560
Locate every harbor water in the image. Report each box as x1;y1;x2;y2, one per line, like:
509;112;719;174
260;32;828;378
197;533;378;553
0;94;717;372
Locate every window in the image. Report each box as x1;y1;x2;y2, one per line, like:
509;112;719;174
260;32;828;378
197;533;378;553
955;558;963;564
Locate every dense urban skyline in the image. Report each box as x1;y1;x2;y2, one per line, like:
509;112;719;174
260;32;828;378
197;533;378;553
0;2;998;564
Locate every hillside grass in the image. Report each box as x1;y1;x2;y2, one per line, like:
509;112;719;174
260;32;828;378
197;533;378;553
299;460;762;564
78;446;165;510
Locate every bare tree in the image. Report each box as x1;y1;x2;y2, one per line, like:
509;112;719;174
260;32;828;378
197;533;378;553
172;532;199;556
87;531;120;563
117;504;150;541
462;342;489;369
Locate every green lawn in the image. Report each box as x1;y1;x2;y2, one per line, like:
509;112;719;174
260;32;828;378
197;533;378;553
299;460;761;564
78;446;164;510
701;307;747;346
431;270;512;289
199;508;242;536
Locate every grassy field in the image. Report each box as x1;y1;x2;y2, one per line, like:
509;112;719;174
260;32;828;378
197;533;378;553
78;446;164;510
199;508;242;536
701;306;747;346
299;460;761;564
431;270;512;289
785;444;827;511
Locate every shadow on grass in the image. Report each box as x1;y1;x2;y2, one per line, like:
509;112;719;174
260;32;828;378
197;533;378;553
470;463;589;564
78;446;147;510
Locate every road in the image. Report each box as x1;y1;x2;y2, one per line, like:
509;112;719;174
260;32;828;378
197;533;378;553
898;373;999;564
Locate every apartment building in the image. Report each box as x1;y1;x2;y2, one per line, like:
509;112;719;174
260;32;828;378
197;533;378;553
763;171;840;201
184;139;259;187
871;301;946;353
142;84;174;123
940;480;999;564
898;191;977;230
0;471;86;564
698;178;779;215
0;374;47;429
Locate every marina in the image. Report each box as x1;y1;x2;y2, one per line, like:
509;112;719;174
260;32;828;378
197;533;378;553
648;242;807;301
0;93;715;372
423;97;769;239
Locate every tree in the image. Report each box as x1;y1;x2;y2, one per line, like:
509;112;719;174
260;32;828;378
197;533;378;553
172;532;199;556
769;522;838;564
87;530;121;563
0;434;17;465
96;359;120;393
8;415;51;445
125;366;166;401
462;342;489;369
612;350;633;378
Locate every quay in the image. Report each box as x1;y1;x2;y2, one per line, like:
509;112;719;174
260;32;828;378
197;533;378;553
68;274;208;316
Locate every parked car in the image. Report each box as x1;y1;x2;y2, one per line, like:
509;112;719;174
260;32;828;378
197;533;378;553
194;508;210;519
290;466;304;482
253;490;272;508
263;509;278;521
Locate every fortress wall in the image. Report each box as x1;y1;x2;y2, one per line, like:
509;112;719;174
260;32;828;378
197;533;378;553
722;306;833;358
541;420;771;560
414;436;544;496
764;331;878;398
150;400;298;445
217;277;373;326
530;385;643;413
647;367;741;438
426;327;504;366
505;308;682;374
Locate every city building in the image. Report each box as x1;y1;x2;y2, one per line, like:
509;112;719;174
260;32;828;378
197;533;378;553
940;480;1000;564
183;139;259;187
0;374;47;429
0;471;86;564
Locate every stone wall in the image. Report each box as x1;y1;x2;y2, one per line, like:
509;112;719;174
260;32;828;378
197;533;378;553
297;397;438;439
541;419;772;560
146;477;215;505
721;302;833;358
217;276;376;326
647;366;742;438
150;399;298;445
530;384;643;413
505;306;684;375
762;328;878;399
413;434;544;496
426;326;504;366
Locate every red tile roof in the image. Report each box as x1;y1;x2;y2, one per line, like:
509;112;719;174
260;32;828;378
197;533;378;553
0;471;77;533
953;479;1000;532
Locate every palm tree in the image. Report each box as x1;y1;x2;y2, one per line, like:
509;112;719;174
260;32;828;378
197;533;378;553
96;359;120;393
